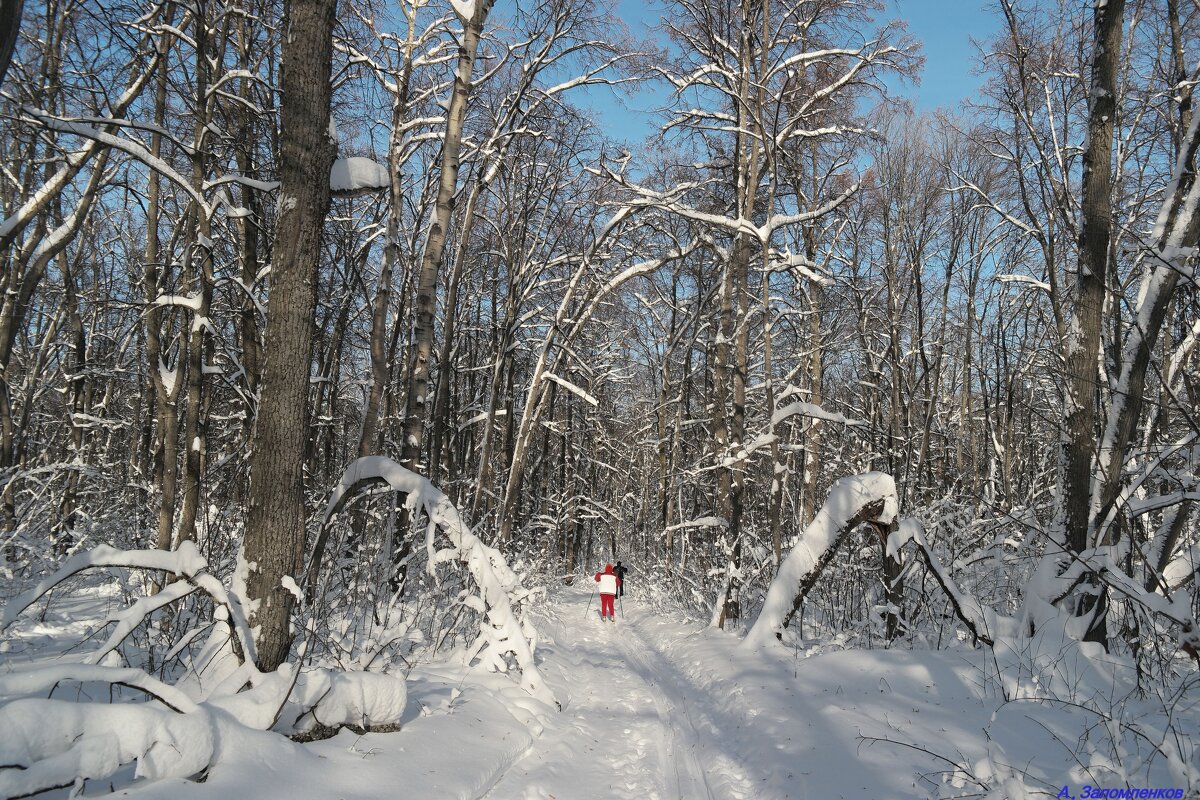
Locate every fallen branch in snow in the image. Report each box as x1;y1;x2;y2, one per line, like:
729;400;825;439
743;472;899;649
0;540;412;796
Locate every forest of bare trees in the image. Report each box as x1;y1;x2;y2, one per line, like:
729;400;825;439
1;0;1199;738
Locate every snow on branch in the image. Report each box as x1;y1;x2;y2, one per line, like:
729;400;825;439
996;274;1052;293
0;664;199;713
766;246;832;284
542;372;598;407
151;293;204;311
0;699;216;798
743;473;898;650
887;519;995;647
664;516;728;533
316;457;556;707
771;400;865;428
329;156;390;195
0;539;412;794
21;109;210;214
1;542;208;631
449;0;476;21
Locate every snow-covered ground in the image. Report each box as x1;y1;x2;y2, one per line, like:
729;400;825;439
10;585;1198;799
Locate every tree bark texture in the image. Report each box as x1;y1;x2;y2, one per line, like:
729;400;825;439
241;0;336;672
0;0;22;90
1060;0;1124;556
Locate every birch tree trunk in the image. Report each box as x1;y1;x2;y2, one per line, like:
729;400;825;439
399;0;493;475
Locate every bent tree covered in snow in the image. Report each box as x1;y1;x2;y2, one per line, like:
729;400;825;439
744;472;900;649
311;456;554;706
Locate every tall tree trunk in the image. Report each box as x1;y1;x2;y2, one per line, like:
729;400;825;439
241;0;336;672
800;279;824;525
1060;0;1124;559
233;9;263;477
359;1;418;460
176;6;217;548
399;0;493;475
717;0;763;628
427;179;483;481
57;253;87;552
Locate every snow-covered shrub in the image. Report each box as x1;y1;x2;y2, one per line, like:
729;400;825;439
0;540;409;795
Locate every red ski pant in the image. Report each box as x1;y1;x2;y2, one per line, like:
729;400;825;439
600;593;615;618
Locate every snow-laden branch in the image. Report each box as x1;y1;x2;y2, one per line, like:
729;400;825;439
0;664;199;713
996;274;1052;293
611;169;858;246
0;699;216;798
888;519;995;647
0;539;410;794
1;542;207;630
317;457;556;706
20;109;210;214
771;399;865;428
664;516;728;533
743;473;898;649
543;372;598;407
330;156;390;195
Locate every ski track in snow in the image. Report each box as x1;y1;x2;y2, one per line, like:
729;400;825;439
480;589;758;800
615;628;716;799
26;584;1196;799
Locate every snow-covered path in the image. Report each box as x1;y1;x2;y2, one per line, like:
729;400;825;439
482;588;757;800
111;585;1199;800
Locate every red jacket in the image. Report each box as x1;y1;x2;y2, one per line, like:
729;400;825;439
594;563;621;595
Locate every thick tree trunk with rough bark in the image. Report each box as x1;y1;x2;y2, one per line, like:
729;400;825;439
1060;0;1124;558
241;0;336;672
0;0;22;89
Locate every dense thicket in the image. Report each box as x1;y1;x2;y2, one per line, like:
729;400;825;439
1;0;1198;679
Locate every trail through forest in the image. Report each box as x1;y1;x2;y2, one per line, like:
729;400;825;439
9;582;1198;800
483;588;756;799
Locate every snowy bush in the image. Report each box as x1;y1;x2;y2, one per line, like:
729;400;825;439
0;540;409;795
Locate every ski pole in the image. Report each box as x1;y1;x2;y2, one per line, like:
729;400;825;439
619;595;624;618
584;587;595;619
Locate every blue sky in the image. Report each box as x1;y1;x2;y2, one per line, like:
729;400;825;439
578;0;1001;144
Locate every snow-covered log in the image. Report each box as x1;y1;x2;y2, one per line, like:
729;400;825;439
743;473;899;649
315;456;556;707
0;699;217;798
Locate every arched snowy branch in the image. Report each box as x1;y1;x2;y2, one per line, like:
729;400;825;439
743;473;899;649
316;456;556;707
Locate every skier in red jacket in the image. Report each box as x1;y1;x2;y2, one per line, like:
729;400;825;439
594;563;621;621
